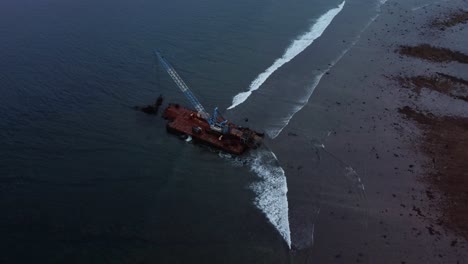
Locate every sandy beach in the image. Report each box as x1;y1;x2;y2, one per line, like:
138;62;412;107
270;0;468;262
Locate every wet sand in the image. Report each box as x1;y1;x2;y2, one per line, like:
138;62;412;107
431;9;468;30
398;44;468;63
269;0;468;263
395;73;468;101
394;8;468;242
398;106;468;239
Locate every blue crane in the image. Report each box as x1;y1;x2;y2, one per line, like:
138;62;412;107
155;51;229;134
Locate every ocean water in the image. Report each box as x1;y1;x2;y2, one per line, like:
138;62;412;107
0;0;383;262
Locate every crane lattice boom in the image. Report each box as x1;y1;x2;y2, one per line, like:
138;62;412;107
155;51;208;118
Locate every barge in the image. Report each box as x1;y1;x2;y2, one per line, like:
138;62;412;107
156;51;263;155
163;104;263;155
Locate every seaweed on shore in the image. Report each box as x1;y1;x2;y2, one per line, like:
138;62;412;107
398;44;468;64
431;9;468;30
399;106;468;240
395;73;468;101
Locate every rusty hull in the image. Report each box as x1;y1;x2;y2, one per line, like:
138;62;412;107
162;104;262;155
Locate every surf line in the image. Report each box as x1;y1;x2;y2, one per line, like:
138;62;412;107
267;2;387;139
227;1;346;110
249;149;291;248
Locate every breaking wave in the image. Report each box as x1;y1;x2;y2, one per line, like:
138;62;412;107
266;50;342;138
221;149;290;247
267;2;388;138
245;149;291;248
227;1;346;110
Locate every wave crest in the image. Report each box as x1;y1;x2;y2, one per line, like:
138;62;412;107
227;1;346;110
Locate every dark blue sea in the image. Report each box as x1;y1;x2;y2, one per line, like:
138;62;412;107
0;0;384;262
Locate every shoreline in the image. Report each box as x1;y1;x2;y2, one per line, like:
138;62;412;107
270;0;468;262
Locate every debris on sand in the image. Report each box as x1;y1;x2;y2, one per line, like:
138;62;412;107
399;106;468;239
396;73;468;101
431;9;468;30
398;44;468;64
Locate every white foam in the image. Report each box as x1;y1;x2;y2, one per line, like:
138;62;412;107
411;3;431;11
220;149;291;247
267;11;383;138
249;149;291;248
265;66;326;138
227;1;346;110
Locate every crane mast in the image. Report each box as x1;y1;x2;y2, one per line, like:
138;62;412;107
155;51;209;119
155;51;229;133
155;50;264;153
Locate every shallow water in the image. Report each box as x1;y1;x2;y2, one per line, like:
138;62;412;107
0;0;380;262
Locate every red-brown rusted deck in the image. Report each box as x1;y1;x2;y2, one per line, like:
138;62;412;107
163;104;248;155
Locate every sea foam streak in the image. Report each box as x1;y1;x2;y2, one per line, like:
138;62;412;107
249;149;291;248
267;3;386;138
227;1;346;110
221;149;291;247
